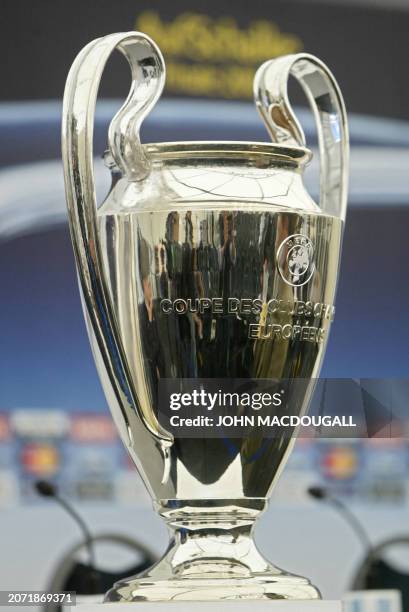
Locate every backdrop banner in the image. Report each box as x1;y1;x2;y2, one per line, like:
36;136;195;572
1;0;408;119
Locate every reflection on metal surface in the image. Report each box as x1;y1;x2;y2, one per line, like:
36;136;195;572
62;32;348;601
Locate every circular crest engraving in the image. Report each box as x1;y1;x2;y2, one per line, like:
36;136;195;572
276;234;315;287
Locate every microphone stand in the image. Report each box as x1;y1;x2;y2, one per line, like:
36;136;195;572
308;485;373;555
35;480;101;594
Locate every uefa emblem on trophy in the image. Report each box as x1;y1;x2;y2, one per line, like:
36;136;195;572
62;31;348;602
277;233;316;287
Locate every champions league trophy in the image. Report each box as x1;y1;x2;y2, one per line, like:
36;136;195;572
62;32;348;602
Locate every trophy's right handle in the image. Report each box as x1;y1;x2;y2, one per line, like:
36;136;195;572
62;32;173;451
254;53;349;221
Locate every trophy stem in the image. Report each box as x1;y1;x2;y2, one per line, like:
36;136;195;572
104;499;321;602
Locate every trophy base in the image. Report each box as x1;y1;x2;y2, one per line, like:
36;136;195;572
104;573;320;603
104;499;321;603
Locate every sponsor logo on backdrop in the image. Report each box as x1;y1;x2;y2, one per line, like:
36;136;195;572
135;11;303;99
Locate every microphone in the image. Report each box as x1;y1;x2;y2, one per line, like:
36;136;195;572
35;480;101;594
308;486;327;501
307;485;372;554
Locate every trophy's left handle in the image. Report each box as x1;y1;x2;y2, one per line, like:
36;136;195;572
62;32;173;448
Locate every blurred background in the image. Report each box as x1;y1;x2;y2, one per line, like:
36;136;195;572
0;0;409;608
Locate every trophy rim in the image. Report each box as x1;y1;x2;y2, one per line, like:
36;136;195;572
143;141;312;167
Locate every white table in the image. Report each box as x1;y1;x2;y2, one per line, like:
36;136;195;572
73;600;342;612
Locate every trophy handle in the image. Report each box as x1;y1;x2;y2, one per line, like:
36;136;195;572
254;53;349;221
62;32;172;447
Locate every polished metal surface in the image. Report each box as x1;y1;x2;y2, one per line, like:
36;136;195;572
62;32;349;602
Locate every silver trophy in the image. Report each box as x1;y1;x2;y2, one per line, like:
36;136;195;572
62;31;348;602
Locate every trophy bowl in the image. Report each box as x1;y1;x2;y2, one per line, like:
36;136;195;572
62;31;348;602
